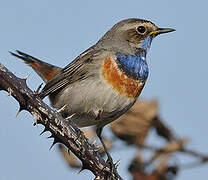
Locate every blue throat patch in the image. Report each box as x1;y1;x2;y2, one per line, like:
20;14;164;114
117;54;149;81
140;36;153;52
117;36;152;81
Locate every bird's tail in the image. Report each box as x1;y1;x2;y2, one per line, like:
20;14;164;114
10;50;61;83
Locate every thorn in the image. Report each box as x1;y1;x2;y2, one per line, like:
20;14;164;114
92;138;97;146
57;104;68;113
78;163;88;173
78;167;84;174
49;141;56;150
31;110;41;126
23;73;30;80
66;114;78;131
7;87;13;96
66;113;76;120
16;109;21;117
35;83;43;94
8;51;13;55
16;107;23;117
114;160;121;168
39;127;47;136
34;121;38;126
47;134;54;139
49;138;58;150
66;115;79;132
94;146;103;153
33;122;37;126
33;120;40;126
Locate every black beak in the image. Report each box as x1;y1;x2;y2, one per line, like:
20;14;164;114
151;28;175;36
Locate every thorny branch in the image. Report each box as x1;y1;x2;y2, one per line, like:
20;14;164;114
0;63;122;180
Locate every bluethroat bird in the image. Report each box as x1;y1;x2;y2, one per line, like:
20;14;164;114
10;18;175;165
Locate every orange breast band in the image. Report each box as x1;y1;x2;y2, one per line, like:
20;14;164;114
102;57;145;98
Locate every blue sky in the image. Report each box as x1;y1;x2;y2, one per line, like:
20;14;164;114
0;1;208;179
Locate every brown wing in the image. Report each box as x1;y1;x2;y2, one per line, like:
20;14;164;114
39;48;105;99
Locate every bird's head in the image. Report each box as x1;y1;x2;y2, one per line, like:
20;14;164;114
97;18;175;55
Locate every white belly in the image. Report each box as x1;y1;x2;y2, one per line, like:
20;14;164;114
49;76;136;128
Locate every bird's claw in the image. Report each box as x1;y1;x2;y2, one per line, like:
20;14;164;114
106;156;118;174
102;157;120;179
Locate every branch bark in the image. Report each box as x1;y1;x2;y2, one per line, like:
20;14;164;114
0;63;122;180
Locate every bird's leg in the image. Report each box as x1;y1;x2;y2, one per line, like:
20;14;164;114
96;127;113;166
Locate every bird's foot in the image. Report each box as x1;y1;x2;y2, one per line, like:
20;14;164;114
106;155;113;167
105;155;117;175
102;156;121;179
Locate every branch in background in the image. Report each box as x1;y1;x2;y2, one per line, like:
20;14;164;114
109;100;208;179
110;100;159;146
0;63;122;180
55;99;208;180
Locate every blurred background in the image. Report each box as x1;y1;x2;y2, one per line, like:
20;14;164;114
0;0;207;179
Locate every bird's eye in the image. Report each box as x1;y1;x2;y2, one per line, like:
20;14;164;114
137;26;146;34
